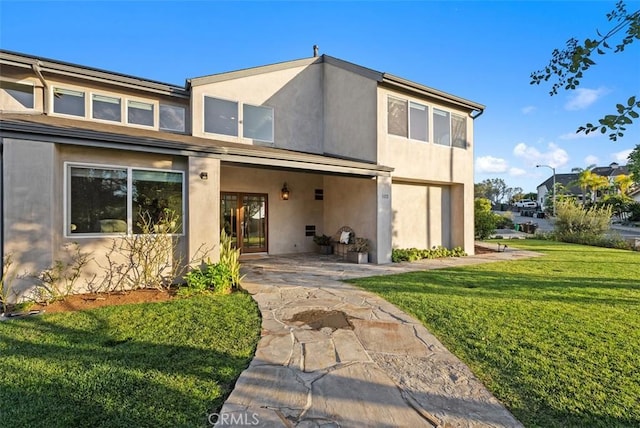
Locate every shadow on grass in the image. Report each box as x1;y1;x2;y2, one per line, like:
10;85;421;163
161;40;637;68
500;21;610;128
0;297;260;428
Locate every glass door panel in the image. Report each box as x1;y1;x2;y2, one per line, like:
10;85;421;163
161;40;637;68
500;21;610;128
241;194;267;252
220;193;238;248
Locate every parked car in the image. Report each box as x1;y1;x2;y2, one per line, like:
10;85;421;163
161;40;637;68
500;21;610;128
514;199;538;208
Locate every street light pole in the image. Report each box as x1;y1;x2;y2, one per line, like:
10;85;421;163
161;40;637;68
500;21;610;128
537;164;556;217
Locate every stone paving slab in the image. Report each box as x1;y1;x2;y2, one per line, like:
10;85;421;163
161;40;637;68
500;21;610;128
217;245;535;427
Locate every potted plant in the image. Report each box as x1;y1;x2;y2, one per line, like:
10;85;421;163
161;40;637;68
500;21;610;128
347;237;369;264
313;234;333;255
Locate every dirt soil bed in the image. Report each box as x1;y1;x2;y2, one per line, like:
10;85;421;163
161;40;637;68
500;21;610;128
474;245;500;255
26;289;177;314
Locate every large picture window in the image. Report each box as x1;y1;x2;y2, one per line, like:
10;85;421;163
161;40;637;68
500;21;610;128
67;164;183;236
388;97;429;142
204;96;238;136
159;104;186;132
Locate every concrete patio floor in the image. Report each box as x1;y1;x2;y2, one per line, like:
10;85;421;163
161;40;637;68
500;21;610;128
216;244;541;427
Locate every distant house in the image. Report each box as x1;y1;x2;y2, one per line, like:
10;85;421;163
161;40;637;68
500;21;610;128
536;163;631;208
0;49;484;300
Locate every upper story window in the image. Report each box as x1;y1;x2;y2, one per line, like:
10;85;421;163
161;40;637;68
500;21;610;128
92;94;121;122
53;87;85;117
67;163;184;236
243;103;274;142
452;113;467;149
128;100;154;127
433;108;450;146
159;104;185;132
204;95;274;142
388;96;428;142
204;96;238;136
0;80;34;109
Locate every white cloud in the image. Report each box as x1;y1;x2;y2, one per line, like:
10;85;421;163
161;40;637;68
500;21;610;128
521;105;536;114
476;156;508;173
612;149;633;163
509;167;527;177
564;87;608;111
513;142;569;168
584;155;599;165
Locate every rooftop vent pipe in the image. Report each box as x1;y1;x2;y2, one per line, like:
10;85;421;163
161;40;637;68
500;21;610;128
313;45;319;57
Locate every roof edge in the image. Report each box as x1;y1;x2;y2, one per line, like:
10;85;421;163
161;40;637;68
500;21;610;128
0;49;189;98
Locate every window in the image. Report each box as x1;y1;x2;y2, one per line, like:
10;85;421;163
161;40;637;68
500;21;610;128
204;96;238;136
388;97;407;137
243;104;274;142
128;100;154;127
452;114;467;149
0;80;34;109
92;94;121;122
159;104;186;132
67;164;183;236
433;108;451;146
53;88;85;117
409;102;428;142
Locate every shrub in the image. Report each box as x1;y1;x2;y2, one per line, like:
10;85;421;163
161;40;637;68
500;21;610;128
182;261;233;295
495;211;514;229
392;246;467;263
219;229;244;289
554;200;612;245
628;202;640;221
475;198;497;239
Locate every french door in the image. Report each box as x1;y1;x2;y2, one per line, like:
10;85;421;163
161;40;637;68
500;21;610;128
220;193;268;253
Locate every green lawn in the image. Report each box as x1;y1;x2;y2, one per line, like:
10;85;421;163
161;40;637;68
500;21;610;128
348;240;640;428
0;293;261;428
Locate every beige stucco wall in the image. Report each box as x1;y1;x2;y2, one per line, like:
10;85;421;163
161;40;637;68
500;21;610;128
191;62;324;154
220;165;324;254
1;140;224;301
323;63;378;162
377;87;475;254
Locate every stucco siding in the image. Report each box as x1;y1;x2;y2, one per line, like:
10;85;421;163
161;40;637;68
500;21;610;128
191;63;324;154
323;63;378;163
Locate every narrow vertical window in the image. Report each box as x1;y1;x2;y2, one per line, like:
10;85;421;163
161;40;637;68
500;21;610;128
387;97;408;137
92;94;121;122
433;108;451;146
451;114;467;149
409;102;428;142
53;88;85;117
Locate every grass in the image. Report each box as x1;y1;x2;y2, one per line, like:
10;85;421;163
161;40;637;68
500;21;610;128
0;292;261;428
348;240;640;427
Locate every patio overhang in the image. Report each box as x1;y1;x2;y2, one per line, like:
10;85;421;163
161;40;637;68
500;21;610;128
0;113;393;178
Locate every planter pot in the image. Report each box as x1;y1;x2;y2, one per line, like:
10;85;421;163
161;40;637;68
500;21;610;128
318;245;333;255
347;251;368;264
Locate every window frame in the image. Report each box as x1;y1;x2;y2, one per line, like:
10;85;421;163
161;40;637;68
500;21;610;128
64;161;185;238
0;79;36;110
90;92;123;123
126;98;156;128
387;96;430;143
52;86;87;118
159;103;186;133
203;94;239;137
242;102;275;143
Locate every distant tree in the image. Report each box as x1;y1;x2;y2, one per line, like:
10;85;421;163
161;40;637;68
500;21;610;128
531;1;640;141
474;178;513;205
571;164;597;204
614;173;634;195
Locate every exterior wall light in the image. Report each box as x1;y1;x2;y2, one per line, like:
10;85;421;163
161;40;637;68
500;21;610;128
199;172;208;180
281;183;290;200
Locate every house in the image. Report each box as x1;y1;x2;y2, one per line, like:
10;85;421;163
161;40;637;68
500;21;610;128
536;163;632;207
0;49;484;300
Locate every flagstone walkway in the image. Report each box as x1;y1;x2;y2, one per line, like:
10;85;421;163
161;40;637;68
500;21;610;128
216;244;541;427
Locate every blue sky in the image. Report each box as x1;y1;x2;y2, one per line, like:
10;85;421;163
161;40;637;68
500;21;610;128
1;0;638;192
